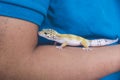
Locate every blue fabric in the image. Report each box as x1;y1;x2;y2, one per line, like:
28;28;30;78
101;72;120;80
0;0;120;79
0;0;50;26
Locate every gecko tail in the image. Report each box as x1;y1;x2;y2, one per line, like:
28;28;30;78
88;38;119;47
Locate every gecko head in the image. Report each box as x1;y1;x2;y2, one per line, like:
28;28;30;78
38;29;59;40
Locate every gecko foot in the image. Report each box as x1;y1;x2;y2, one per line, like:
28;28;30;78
82;48;92;51
56;46;63;50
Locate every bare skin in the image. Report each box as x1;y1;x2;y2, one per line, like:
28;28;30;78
0;16;120;80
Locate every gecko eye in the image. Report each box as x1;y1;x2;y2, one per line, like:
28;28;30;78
44;32;48;35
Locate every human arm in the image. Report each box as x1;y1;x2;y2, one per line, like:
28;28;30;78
0;16;120;80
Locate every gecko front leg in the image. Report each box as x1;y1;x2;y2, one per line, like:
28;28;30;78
56;41;68;49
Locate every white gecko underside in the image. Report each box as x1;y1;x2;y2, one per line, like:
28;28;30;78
55;38;119;47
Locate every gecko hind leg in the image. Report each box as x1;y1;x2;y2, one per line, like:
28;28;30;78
81;40;92;51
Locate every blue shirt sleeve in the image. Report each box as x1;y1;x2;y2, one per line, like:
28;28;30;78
0;0;50;26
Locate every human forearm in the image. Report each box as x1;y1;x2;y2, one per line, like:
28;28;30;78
1;40;120;80
3;45;119;80
1;45;120;80
30;45;120;80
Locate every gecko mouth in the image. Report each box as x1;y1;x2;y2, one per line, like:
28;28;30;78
38;32;44;37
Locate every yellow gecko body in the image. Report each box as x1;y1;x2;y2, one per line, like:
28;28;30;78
38;29;118;49
54;34;89;48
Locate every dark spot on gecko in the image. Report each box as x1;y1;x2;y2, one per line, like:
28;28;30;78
44;32;48;35
105;40;108;42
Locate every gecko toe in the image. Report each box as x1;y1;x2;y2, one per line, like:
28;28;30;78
82;48;92;51
56;46;63;50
